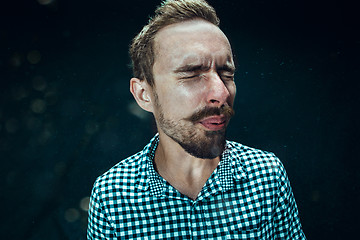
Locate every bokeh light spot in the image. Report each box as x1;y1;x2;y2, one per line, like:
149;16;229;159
27;50;41;64
37;0;54;5
44;91;58;105
98;131;120;152
37;128;52;145
64;208;80;223
5;119;19;133
12;86;28;101
85;120;99;135
311;190;321;202
128;101;149;120
54;161;66;176
79;197;90;211
26;116;42;131
30;99;47;114
9;52;24;67
32;76;47;91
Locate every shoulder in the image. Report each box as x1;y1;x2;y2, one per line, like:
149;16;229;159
225;140;286;179
91;135;158;198
92;150;144;195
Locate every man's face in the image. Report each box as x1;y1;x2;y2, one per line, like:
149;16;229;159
151;19;236;159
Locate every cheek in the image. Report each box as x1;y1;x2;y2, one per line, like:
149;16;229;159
158;85;204;114
180;79;210;99
231;85;237;101
226;82;236;105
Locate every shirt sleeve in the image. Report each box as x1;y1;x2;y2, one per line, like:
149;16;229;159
273;158;307;239
87;181;116;239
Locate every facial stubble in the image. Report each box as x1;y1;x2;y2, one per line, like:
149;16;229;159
153;92;234;159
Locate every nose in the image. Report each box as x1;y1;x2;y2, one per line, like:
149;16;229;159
206;73;231;106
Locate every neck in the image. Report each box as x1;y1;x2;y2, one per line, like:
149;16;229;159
154;131;220;200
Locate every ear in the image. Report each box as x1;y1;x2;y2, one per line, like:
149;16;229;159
130;78;154;113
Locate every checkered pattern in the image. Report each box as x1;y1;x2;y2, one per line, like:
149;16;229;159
87;134;306;239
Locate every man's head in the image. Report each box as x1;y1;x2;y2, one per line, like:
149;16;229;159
130;0;219;87
130;0;236;159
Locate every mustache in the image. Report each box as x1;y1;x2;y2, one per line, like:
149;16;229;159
185;105;235;123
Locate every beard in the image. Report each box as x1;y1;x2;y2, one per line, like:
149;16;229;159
153;94;234;159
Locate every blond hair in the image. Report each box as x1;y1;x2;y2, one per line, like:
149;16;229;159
129;0;220;86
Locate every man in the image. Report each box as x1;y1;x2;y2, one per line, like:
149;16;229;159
88;0;306;239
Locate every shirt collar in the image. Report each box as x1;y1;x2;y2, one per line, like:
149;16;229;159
213;140;247;192
136;134;248;196
136;134;162;196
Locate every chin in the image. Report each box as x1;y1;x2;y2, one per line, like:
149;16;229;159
178;130;226;159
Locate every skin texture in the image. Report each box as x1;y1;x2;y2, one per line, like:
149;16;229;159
130;19;236;200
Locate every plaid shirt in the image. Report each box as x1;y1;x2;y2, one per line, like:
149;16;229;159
88;134;306;239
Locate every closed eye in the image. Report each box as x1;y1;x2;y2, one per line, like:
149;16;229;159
181;74;200;79
220;73;234;81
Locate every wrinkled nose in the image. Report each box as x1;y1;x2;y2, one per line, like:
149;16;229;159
206;74;231;107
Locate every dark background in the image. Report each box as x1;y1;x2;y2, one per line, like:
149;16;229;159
1;0;359;239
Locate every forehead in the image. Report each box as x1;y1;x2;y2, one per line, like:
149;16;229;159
153;19;233;68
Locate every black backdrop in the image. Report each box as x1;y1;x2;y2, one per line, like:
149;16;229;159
1;0;359;239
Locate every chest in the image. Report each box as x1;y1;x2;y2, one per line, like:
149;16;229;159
106;186;276;239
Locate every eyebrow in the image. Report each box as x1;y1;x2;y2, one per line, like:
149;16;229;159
217;63;236;73
173;63;235;74
173;64;210;73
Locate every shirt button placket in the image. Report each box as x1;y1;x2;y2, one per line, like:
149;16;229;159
190;201;198;240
